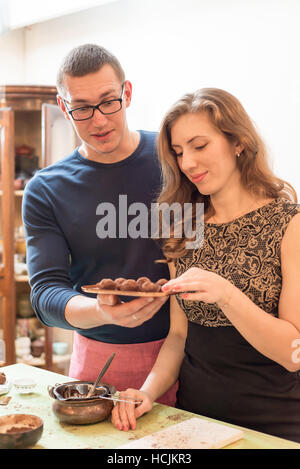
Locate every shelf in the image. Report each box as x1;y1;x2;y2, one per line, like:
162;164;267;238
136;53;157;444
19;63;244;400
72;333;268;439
0;270;28;281
15;275;29;282
17;354;71;367
0;190;24;197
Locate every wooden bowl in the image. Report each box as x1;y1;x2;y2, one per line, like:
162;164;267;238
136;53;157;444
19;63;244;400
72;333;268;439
0;414;43;449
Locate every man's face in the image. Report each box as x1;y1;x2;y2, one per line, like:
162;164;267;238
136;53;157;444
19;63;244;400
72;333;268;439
57;64;132;160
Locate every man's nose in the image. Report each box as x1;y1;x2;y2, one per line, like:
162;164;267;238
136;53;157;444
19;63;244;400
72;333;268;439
92;108;109;126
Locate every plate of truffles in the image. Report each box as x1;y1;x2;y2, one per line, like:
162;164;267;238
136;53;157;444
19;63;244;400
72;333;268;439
81;276;171;297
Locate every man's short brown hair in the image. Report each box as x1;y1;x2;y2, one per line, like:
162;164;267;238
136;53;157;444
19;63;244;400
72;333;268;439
56;43;125;95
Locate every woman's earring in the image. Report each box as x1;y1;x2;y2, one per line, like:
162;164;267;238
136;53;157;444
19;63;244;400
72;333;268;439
236;152;241;158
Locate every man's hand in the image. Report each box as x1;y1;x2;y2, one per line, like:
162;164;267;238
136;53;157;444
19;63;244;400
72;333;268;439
96;293;169;328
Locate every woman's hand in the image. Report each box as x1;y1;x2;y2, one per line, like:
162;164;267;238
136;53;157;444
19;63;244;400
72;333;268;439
111;389;154;431
162;267;234;307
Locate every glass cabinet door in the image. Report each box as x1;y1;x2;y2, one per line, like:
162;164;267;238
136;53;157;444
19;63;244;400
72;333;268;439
41;103;80;168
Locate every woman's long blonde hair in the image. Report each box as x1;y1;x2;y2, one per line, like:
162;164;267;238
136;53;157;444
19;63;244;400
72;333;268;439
156;87;297;261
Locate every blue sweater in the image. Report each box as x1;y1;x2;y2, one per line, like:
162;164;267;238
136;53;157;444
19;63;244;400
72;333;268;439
22;130;170;344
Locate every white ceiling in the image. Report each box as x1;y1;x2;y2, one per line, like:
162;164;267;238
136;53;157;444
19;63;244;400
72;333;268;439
1;0;118;31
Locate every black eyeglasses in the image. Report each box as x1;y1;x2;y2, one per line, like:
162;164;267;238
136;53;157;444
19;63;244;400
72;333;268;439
63;83;125;121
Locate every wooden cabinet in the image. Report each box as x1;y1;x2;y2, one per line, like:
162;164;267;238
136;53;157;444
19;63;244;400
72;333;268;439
0;85;78;369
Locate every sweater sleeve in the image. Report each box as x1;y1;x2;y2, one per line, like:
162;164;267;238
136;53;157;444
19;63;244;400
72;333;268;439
22;175;81;329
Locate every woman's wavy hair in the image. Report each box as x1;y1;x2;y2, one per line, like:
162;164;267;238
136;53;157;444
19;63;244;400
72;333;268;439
156;87;297;261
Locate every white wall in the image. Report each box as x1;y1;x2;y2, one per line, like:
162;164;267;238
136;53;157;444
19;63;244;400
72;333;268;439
7;0;300;195
0;28;25;83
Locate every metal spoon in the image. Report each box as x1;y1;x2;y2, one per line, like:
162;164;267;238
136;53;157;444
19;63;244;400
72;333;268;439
97;393;142;405
86;352;116;398
52;390;142;405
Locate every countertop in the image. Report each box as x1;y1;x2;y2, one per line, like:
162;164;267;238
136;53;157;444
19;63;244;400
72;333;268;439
1;363;300;450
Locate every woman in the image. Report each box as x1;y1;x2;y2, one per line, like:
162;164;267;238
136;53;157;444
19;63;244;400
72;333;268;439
111;88;300;442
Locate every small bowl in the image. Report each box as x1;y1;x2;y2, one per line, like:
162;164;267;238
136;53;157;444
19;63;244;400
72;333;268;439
31;339;44;358
13;378;37;394
0;414;43;449
0;379;12;396
52;342;68;355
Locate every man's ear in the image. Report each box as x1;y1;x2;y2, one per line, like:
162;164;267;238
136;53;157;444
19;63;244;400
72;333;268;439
57;94;71;120
123;80;133;108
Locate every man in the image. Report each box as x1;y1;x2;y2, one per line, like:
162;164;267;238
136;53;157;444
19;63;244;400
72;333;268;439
22;44;177;405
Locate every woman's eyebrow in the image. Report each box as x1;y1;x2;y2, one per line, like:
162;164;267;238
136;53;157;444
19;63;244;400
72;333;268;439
187;135;207;143
172;136;208;147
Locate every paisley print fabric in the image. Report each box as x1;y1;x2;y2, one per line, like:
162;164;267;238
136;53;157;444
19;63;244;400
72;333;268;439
175;198;300;327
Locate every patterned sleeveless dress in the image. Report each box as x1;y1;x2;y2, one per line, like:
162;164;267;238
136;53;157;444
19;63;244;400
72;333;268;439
174;198;300;442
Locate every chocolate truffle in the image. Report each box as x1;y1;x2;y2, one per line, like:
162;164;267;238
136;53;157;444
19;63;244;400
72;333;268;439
0;372;6;385
97;279;117;290
120;279;138;291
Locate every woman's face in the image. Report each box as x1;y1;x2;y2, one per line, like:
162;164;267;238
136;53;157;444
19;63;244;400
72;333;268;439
170;112;242;196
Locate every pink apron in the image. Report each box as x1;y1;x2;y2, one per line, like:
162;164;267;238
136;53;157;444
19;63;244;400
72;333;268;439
69;331;178;407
